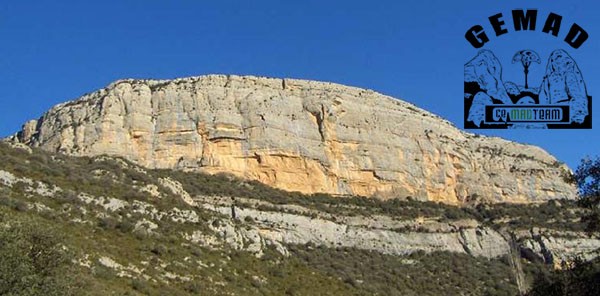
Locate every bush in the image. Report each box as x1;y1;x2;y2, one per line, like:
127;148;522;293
98;216;118;230
0;214;82;295
574;156;600;233
286;245;519;295
131;278;149;293
151;244;168;257
117;219;135;233
527;257;600;296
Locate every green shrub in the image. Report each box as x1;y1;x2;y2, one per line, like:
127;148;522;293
98;216;118;230
151;244;168;257
131;278;149;293
0;213;82;295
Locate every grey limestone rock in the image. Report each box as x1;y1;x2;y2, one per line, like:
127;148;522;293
9;75;576;204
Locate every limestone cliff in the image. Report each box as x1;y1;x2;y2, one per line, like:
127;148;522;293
10;75;575;204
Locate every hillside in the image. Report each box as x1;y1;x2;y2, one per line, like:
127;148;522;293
0;141;598;295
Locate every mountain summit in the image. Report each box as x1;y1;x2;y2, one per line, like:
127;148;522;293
9;75;575;204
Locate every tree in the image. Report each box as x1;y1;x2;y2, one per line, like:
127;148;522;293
0;213;82;295
575;156;600;202
527;157;600;295
527;257;600;296
574;156;600;233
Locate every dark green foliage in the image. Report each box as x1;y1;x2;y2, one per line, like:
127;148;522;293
131;278;149;293
520;157;600;295
151;244;169;257
527;257;600;296
289;245;519;296
0;211;82;295
98;216;119;230
574;156;600;233
575;157;600;202
467;200;586;231
0;195;30;212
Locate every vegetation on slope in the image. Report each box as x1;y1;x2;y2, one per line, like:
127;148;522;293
0;193;528;295
526;156;600;296
0;142;594;295
157;168;587;232
0;211;82;295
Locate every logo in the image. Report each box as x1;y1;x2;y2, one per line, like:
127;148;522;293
464;10;592;129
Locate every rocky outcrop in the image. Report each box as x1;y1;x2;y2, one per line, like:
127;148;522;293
9;75;576;204
208;204;510;258
197;196;600;262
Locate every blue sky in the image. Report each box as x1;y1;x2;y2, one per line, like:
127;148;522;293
0;0;598;169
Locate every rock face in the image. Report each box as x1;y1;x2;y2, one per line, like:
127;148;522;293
10;75;575;204
208;204;511;258
198;196;600;263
